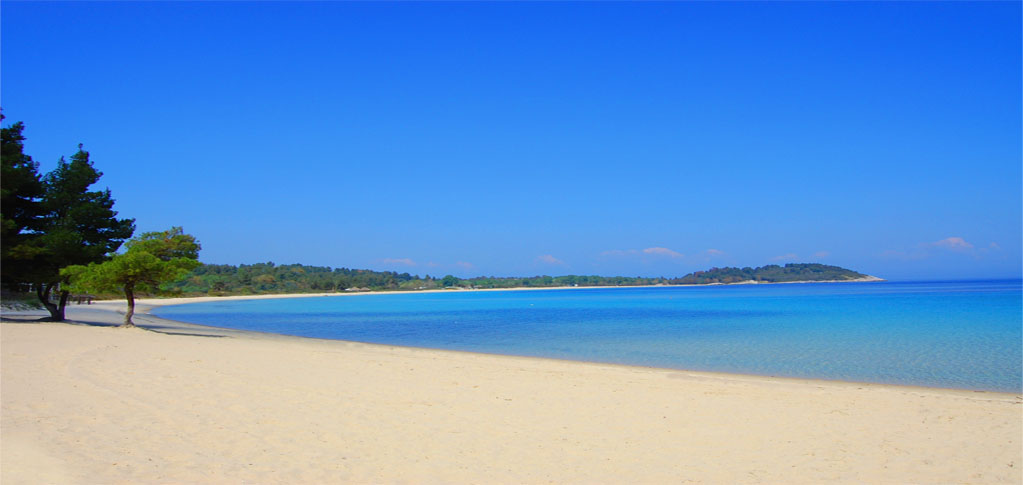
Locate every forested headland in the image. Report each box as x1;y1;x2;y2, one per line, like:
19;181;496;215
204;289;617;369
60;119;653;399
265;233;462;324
160;263;875;297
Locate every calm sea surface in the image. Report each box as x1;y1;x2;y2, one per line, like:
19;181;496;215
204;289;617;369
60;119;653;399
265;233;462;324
153;280;1022;392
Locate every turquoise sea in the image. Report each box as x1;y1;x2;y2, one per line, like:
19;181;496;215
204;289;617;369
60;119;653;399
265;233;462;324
153;280;1022;392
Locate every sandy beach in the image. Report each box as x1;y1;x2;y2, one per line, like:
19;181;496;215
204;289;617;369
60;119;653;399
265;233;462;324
2;297;1020;484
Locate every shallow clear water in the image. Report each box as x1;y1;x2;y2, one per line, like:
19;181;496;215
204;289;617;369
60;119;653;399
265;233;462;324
154;280;1023;392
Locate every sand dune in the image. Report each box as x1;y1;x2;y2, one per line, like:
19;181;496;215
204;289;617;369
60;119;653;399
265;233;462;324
2;300;1020;484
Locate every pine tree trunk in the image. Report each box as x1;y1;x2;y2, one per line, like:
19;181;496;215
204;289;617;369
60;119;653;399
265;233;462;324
122;285;135;327
37;282;66;322
58;290;70;317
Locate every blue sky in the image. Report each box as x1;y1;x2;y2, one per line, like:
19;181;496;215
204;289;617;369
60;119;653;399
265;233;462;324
2;2;1020;280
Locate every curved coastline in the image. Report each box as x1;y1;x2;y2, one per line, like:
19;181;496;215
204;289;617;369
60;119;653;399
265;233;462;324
140;279;1023;394
2;300;1020;483
44;299;1003;395
6;297;1018;398
127;275;889;312
136;281;1019;395
9;295;995;397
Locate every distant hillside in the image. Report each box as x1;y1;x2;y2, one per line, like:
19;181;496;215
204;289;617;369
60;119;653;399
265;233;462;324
675;263;874;285
159;262;878;297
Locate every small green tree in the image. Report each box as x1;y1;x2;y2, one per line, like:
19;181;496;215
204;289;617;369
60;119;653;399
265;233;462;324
441;274;460;287
62;227;200;327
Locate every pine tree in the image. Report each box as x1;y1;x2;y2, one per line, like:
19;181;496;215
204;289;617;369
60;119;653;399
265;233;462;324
34;145;136;320
63;227;200;326
0;115;46;289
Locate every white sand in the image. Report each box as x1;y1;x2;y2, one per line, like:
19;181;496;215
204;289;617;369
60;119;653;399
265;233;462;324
2;298;1020;484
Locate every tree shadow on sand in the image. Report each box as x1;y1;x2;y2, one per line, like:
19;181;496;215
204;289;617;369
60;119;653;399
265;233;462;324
0;313;228;338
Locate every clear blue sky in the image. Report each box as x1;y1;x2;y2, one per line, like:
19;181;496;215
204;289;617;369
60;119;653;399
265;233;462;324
2;1;1019;280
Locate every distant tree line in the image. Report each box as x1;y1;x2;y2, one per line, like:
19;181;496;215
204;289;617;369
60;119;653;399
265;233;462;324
160;263;870;297
163;263;422;295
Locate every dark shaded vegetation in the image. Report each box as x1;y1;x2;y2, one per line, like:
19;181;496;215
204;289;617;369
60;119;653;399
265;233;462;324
672;263;869;285
162;263;871;296
164;263;422;295
1;114;135;320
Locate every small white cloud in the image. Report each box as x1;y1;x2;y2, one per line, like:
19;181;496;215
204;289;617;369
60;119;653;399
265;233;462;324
977;242;1003;255
884;237;986;261
931;237;974;250
705;248;725;256
426;261;441;267
455;261;474;270
813;251;830;259
381;258;416;266
771;253;799;262
643;247;684;258
536;254;565;265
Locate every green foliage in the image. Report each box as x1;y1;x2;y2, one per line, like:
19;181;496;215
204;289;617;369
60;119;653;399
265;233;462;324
37;145;136;273
160;262;869;297
0;115;135;319
441;275;460;287
671;263;868;285
63;227;201;296
34;146;135;320
0;114;45;287
63;228;200;325
164;263;420;295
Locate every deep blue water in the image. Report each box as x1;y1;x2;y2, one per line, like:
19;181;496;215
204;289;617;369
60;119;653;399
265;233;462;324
153;280;1023;392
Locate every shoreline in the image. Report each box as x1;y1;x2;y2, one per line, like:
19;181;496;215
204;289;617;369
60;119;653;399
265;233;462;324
2;304;1020;483
90;275;888;310
95;290;1017;395
11;303;1016;399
